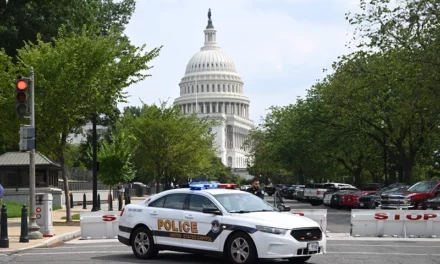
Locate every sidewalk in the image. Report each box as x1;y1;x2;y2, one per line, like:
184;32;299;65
0;195;150;254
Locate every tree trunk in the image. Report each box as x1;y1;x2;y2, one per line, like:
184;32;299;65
59;133;72;222
398;166;404;183
389;165;397;183
402;162;413;185
155;163;161;193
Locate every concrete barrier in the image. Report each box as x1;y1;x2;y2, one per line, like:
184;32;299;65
289;209;327;232
351;209;440;238
80;212;119;239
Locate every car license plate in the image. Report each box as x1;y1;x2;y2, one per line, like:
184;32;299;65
359;203;364;207
308;242;319;251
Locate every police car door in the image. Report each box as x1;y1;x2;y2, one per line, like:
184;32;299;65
147;193;187;247
182;194;223;252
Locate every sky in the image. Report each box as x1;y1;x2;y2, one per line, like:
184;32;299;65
119;0;364;125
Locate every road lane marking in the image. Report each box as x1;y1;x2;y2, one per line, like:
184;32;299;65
33;245;123;250
327;252;440;256
15;251;131;256
329;244;440;248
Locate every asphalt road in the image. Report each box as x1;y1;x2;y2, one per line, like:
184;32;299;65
1;239;439;264
264;195;351;233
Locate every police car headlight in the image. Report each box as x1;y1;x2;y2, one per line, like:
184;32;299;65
256;225;288;235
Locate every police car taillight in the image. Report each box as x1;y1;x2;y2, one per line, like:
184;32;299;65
120;208;125;216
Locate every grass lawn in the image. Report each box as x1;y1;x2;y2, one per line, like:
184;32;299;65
2;201;63;218
2;201;29;218
61;213;80;220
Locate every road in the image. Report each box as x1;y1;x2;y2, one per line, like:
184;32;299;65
264;195;351;233
1;239;439;264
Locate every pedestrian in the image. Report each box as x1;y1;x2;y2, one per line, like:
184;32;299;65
246;178;265;199
118;184;125;200
0;182;3;205
0;182;3;225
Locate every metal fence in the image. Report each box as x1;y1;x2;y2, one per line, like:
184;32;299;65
58;181;111;191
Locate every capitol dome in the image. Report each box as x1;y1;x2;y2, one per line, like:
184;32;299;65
185;49;237;74
173;9;254;170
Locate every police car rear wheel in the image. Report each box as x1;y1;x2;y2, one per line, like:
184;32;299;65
287;256;311;263
225;232;257;264
131;227;157;259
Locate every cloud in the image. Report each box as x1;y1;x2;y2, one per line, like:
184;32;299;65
119;0;362;124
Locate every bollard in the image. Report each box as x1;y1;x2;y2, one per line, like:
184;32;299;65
19;205;29;243
125;193;130;205
118;195;122;211
83;193;87;209
70;192;74;208
98;194;101;210
0;204;9;248
109;193;113;211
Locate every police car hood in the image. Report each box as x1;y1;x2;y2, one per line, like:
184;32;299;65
231;211;319;229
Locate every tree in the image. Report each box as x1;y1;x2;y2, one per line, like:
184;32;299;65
98;121;136;190
0;0;136;58
124;102;217;192
0;49;18;154
15;27;161;221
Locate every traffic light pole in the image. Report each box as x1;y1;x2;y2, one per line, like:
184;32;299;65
91;114;99;212
28;67;42;239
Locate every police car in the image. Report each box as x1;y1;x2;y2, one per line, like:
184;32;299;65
117;183;326;264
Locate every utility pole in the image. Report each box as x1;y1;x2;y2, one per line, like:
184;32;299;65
28;67;42;239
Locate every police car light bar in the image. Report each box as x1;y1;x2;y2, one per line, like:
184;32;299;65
189;183;219;190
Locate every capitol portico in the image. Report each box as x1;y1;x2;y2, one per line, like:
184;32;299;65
173;9;254;169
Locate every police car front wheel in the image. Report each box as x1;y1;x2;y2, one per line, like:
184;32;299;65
131;226;158;259
225;232;257;264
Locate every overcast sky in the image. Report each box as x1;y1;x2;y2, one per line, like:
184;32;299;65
119;0;363;124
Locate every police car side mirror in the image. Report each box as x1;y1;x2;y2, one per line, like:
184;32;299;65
202;208;222;215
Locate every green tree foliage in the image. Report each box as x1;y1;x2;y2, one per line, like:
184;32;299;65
123;102;218;192
0;0;136;58
0;50;18;154
14;27;160;221
246;0;440;186
98;121;136;188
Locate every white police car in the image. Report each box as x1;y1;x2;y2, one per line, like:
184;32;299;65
117;183;326;263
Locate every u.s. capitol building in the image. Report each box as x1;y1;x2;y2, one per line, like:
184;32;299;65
173;10;254;171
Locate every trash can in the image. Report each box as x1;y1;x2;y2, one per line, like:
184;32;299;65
136;187;143;197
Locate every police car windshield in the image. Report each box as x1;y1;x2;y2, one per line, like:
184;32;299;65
213;192;277;213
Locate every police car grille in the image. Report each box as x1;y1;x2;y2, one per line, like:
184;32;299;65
290;228;322;241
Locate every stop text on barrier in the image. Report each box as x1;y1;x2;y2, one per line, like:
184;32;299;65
102;215;117;222
374;213;438;221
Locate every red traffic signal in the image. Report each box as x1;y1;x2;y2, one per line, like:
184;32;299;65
16;79;28;91
15;78;29;116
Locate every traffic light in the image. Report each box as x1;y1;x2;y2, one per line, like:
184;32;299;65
15;78;29;116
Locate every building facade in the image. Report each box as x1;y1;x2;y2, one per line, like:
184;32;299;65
173;10;254;169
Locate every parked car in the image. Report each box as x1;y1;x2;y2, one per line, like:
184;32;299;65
380;181;440;209
295;186;306;201
284;186;298;199
421;196;440;210
280;185;294;197
323;186;358;206
263;185;276;196
357;183;409;209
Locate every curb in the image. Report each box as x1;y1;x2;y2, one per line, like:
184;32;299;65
1;229;81;255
